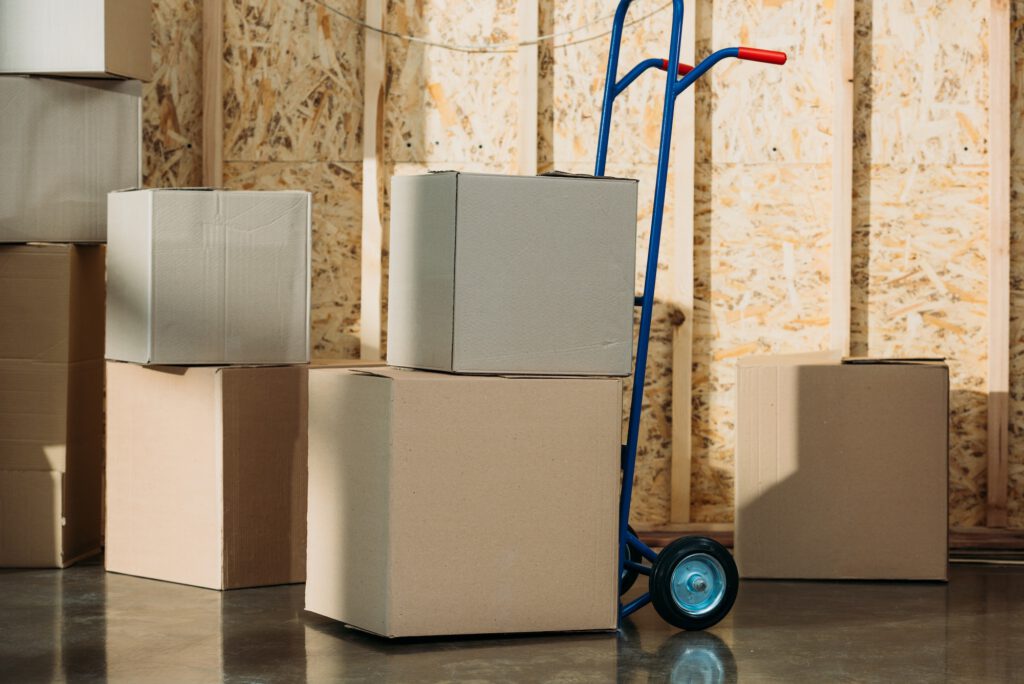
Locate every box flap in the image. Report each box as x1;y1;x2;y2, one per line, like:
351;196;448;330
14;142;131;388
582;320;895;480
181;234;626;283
842;357;947;366
542;170;639;183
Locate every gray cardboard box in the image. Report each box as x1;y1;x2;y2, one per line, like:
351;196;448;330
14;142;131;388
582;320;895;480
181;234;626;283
305;365;621;637
106;189;311;365
0;77;141;243
0;0;151;80
735;352;949;580
386;172;637;376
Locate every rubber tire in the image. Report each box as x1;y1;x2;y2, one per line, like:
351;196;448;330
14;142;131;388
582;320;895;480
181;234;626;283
650;536;738;631
620;525;643;595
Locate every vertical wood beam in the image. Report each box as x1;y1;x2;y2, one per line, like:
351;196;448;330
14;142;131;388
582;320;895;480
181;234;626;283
987;0;1011;528
360;0;385;360
830;0;854;355
202;0;224;187
517;0;539;175
669;2;698;524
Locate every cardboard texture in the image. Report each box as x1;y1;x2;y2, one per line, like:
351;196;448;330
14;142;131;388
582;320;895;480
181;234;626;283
735;353;949;580
306;366;622;637
0;76;141;243
0;0;152;80
106;189;312;365
387;172;637;375
0;245;105;567
104;361;308;590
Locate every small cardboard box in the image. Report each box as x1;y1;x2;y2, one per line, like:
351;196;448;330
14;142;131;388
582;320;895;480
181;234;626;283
306;366;621;637
106;189;311;365
387;172;637;375
105;361;309;589
735;352;949;580
0;244;105;567
0;0;152;80
0;77;141;243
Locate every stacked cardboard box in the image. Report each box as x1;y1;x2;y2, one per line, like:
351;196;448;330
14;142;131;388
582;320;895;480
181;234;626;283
103;189;314;590
0;2;148;567
305;172;639;637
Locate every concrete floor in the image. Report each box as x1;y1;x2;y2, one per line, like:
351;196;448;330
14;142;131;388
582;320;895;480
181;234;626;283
1;559;1022;683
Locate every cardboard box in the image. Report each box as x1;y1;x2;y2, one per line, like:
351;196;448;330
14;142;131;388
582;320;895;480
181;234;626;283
106;189;311;365
387;172;637;375
0;244;105;567
306;366;621;637
104;361;309;590
0;77;141;243
0;0;151;80
735;352;949;580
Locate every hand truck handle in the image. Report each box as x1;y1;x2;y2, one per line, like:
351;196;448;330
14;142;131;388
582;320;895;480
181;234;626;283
736;47;788;65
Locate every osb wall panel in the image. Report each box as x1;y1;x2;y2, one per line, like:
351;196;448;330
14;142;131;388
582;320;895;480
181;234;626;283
383;0;519;170
143;0;203;187
220;0;364;359
851;0;990;526
691;0;833;522
693;165;833;522
1008;1;1024;528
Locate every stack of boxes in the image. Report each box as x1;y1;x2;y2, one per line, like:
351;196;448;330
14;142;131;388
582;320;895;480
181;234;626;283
305;172;640;637
0;1;149;568
103;188;314;590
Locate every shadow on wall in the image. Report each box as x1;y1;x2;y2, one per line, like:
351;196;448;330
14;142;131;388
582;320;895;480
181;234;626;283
626;299;686;526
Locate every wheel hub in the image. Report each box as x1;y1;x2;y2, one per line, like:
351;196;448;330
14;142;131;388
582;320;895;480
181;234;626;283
670;553;726;616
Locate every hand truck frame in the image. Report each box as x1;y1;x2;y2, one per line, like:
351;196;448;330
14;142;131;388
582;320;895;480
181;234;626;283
598;0;785;630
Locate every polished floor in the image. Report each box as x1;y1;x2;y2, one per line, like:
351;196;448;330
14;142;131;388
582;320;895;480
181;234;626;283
1;559;1022;683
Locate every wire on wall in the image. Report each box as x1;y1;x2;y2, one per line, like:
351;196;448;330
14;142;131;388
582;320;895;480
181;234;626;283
312;1;673;53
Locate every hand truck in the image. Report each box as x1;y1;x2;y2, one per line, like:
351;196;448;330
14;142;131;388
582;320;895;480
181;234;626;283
598;0;786;630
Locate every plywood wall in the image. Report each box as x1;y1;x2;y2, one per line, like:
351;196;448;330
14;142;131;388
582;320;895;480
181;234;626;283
143;0;1024;528
143;0;203;187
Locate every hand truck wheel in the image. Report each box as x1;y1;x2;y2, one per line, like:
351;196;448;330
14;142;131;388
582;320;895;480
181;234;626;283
620;524;642;595
649;536;738;631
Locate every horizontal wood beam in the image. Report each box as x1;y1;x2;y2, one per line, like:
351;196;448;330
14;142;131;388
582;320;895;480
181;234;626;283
635;524;1024;554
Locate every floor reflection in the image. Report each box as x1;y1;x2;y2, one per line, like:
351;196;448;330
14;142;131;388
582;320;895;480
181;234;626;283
0;561;1022;683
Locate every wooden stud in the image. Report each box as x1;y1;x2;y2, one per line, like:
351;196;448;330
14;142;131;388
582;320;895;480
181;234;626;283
830;0;854;355
987;0;1010;528
517;0;539;176
669;2;697;524
201;0;223;187
360;0;385;361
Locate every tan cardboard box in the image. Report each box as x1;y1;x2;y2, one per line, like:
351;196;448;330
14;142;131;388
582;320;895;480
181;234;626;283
735;352;949;580
387;172;637;376
105;362;309;589
306;366;621;637
106;189;311;365
0;244;105;567
0;0;152;80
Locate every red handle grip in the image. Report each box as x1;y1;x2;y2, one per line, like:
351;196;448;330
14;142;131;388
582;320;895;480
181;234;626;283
659;59;694;76
737;47;787;65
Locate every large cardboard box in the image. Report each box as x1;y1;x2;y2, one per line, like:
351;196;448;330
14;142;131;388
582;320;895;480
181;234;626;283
105;362;309;589
387;172;637;375
106;189;311;365
0;244;105;567
0;77;141;243
735;352;949;580
306;366;621;637
0;0;151;80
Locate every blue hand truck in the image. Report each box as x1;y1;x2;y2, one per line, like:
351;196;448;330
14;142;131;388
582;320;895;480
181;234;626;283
598;0;786;630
